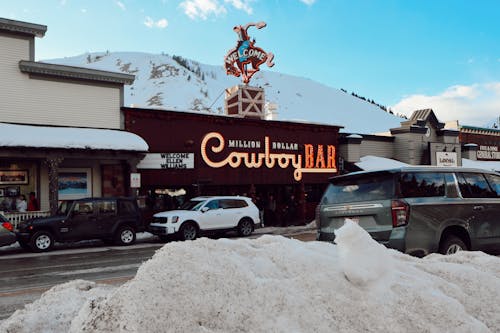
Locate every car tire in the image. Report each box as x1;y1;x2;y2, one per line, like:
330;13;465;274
115;225;136;246
439;235;468;255
237;218;254;237
29;231;54;252
179;222;197;241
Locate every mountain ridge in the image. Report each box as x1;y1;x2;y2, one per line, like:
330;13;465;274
46;51;405;134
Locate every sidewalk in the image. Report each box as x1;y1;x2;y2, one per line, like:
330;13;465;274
0;222;318;256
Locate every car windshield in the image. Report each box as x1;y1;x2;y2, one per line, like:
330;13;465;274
179;199;206;211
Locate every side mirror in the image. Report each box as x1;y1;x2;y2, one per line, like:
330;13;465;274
201;207;209;213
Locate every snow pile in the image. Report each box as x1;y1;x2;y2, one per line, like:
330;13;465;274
0;280;113;332
2;221;500;332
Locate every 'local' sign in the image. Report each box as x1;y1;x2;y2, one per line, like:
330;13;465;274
436;152;457;167
137;153;194;169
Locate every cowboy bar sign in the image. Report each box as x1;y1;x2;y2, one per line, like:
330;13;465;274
224;22;275;84
201;132;337;182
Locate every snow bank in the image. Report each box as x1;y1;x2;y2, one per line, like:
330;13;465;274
2;221;500;332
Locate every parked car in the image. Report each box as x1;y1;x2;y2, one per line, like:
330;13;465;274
148;196;260;241
316;166;500;256
0;214;16;247
16;197;145;252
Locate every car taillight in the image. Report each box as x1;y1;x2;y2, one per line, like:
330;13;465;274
391;200;409;227
2;221;14;232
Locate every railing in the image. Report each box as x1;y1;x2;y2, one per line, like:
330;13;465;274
1;211;51;229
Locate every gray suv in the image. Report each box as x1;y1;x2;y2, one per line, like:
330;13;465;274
316;167;500;256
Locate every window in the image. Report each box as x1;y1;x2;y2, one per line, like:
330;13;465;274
457;173;497;198
73;201;94;215
485;174;500;197
98;200;117;215
399;172;445;198
119;200;136;215
204;200;220;210
322;172;394;204
220;199;248;209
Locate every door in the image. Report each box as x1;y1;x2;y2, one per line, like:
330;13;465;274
219;199;245;228
96;200;119;236
457;172;499;249
198;199;224;230
59;200;98;241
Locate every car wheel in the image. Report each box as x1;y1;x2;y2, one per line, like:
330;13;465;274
439;235;468;255
179;222;197;241
238;218;254;237
115;226;136;246
29;231;54;252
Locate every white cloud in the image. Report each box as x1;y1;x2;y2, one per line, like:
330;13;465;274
156;18;168;28
224;0;253;14
180;0;227;20
300;0;316;5
179;0;254;20
115;1;126;11
391;82;500;127
144;16;169;29
80;8;87;14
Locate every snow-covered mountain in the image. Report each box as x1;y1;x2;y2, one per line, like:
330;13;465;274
46;52;404;134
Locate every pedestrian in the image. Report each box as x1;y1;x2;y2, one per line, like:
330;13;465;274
283;194;298;227
264;194;276;226
16;194;27;212
255;194;265;227
27;192;39;211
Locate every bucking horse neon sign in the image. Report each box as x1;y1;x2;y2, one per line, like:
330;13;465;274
224;22;275;85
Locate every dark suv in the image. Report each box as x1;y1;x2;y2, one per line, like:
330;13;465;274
16;197;144;252
316;167;500;256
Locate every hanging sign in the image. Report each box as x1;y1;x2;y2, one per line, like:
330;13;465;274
224;21;275;84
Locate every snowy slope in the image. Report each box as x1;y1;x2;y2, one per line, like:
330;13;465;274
46;52;404;134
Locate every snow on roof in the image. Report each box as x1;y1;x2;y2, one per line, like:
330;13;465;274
0;123;148;151
2;221;500;332
462;158;500;172
355;155;409;171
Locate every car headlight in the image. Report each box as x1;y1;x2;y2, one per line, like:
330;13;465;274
172;216;179;223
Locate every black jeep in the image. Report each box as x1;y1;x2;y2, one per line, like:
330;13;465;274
16;197;144;252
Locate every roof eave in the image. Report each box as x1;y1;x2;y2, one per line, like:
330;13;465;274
19;60;135;85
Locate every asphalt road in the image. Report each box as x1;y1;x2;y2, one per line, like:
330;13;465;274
0;228;317;320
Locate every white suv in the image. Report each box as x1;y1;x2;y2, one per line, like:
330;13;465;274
148;196;260;241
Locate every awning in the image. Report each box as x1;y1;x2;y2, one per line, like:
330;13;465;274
0;122;148;152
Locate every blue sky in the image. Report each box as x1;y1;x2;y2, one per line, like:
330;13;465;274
3;0;500;126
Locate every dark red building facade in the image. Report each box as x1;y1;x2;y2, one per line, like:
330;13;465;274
122;107;341;225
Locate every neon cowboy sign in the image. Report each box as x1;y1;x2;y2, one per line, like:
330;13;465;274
201;132;337;181
224;21;275;84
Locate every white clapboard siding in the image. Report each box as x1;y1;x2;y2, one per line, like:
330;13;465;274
0;35;121;129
